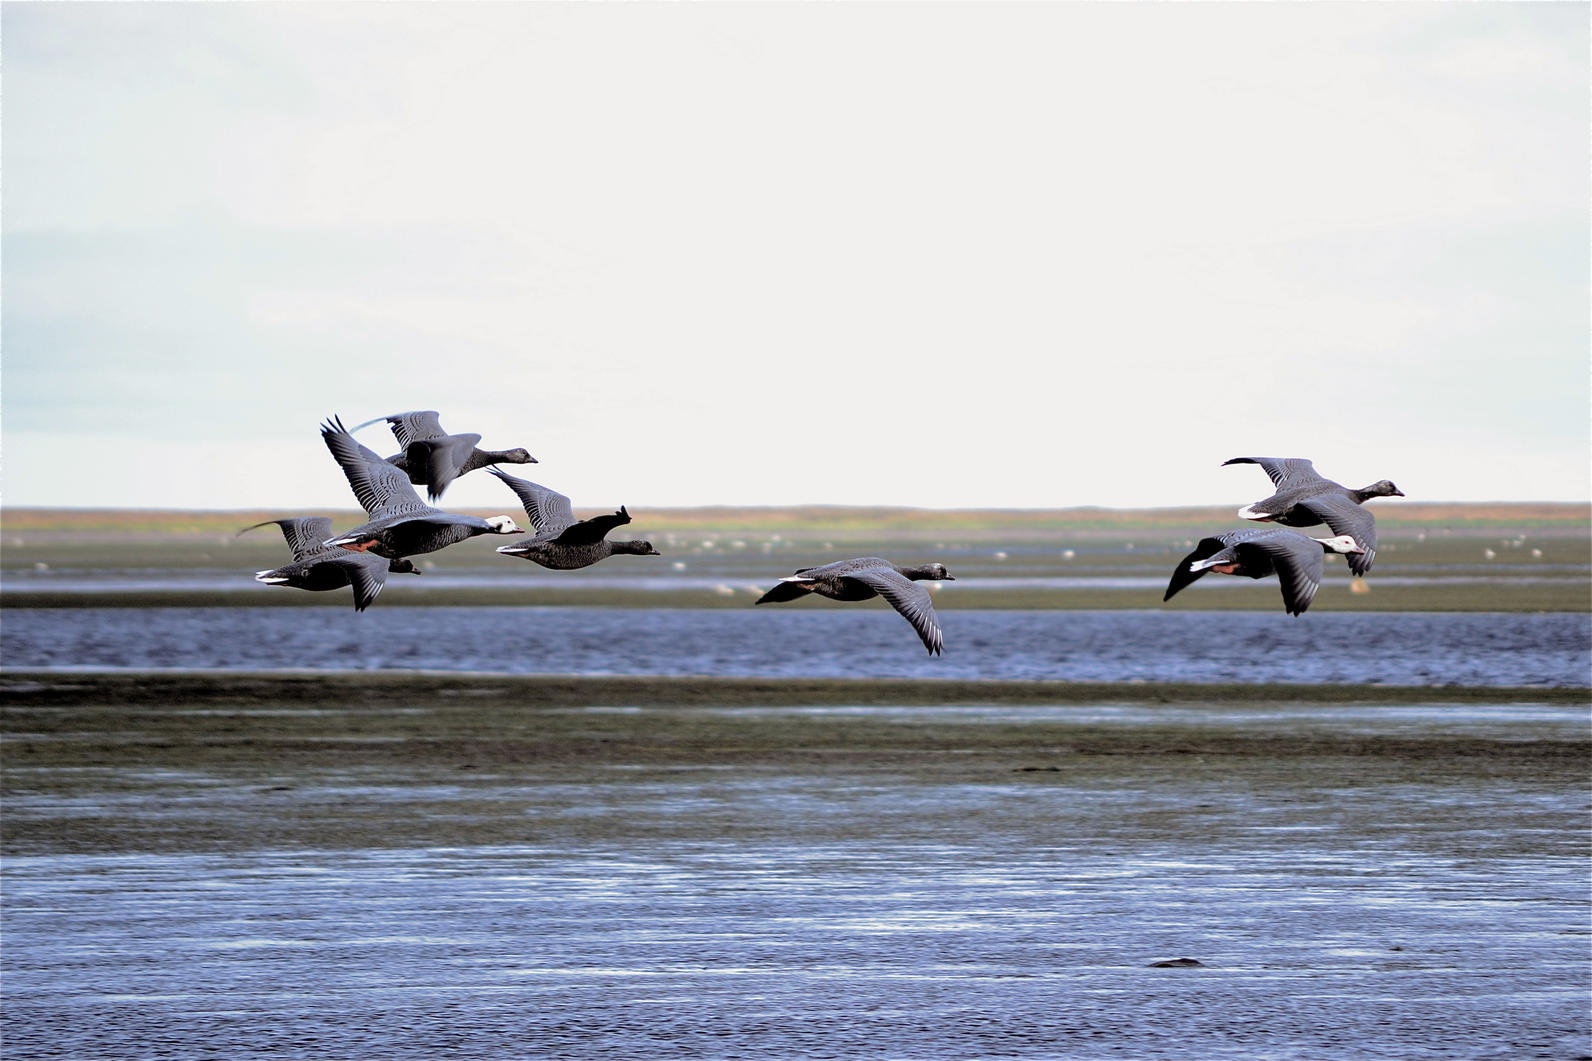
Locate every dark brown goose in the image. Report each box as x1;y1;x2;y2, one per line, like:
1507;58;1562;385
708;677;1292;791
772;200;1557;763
353;410;536;501
488;468;659;569
242;516;420;612
755;557;955;656
1223;457;1403;577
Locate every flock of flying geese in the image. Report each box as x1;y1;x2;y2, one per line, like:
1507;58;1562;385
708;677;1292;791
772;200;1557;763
245;412;1404;657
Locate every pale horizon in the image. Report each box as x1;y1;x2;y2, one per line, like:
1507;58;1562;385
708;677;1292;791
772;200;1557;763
5;4;1588;515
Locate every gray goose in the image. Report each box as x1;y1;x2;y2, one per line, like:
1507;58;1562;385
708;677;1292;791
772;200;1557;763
242;516;420;612
1163;528;1364;616
353;410;536;501
755;557;955;656
1223;457;1402;577
318;416;522;560
488;468;660;569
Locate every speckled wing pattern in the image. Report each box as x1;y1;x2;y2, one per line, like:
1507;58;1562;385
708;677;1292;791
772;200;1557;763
1223;457;1325;490
329;551;394;612
488;468;577;536
1234;532;1325;616
379;410;449;448
240;517;336;562
1293;492;1378;576
321;417;432;520
793;556;890;579
842;564;947;656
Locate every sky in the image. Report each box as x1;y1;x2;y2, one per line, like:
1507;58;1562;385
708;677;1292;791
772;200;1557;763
3;2;1588;514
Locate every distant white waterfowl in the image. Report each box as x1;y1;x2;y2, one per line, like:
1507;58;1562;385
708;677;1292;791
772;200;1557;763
755;557;955;656
1163;528;1364;616
488;468;660;570
352;410;536;501
1223;457;1403;576
318;416;522;560
241;516;420;612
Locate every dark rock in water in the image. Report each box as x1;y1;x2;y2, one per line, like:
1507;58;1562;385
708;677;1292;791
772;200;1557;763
1149;957;1206;968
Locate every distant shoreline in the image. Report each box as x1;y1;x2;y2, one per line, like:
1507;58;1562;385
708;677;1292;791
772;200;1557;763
4;500;1589;537
5;500;1586;613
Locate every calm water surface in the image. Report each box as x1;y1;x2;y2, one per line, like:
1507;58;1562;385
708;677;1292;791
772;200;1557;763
3;606;1589;686
4;701;1589;1060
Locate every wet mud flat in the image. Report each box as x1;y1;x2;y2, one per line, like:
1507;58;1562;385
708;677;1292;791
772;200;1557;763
3;672;1589;1060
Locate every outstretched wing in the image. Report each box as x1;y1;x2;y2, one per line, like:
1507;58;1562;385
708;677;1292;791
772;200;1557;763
1163;535;1235;602
369;410;448;448
487;468;576;535
321;416;431;519
1223;457;1323;490
793;557;892;579
845;566;947;656
1236;533;1326;616
1295;493;1378;576
323;551;393;612
239;517;335;561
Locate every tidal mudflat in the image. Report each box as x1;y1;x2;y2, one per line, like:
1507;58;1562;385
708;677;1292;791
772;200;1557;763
3;673;1587;1060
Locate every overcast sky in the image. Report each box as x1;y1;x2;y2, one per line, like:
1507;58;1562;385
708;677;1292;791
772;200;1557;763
4;2;1587;513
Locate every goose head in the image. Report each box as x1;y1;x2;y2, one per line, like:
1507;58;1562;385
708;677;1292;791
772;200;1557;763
388;558;423;575
493;448;538;465
911;563;956;581
1313;534;1365;555
1363;479;1404;498
484;515;524;535
615;540;661;556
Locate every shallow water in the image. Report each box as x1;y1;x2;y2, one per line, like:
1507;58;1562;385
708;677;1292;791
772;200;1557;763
3;606;1587;686
4;701;1589;1061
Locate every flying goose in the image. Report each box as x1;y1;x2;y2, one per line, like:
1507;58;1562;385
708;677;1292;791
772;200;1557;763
352;410;536;501
1223;457;1402;576
318;416;522;559
488;468;661;569
755;557;955;656
241;516;420;612
1163;528;1365;616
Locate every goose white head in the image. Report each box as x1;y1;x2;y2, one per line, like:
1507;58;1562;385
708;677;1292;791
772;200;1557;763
485;515;523;534
1313;534;1365;554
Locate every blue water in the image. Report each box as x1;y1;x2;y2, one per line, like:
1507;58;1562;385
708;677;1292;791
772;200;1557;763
5;606;1589;1060
2;606;1587;686
4;699;1589;1061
